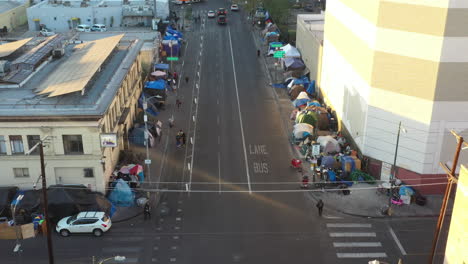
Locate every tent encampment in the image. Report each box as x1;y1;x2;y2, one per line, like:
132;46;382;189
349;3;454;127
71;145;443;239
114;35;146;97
289;85;305;100
292;91;311;108
293;123;314;139
108;179;135;207
296;111;319;127
283;57;305;71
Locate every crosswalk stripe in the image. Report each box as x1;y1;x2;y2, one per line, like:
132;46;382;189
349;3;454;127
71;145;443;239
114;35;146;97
102;247;142;253
329;232;376;237
106;257;139;263
327;223;372;228
103;237;144;242
333;242;382;247
337;253;387;258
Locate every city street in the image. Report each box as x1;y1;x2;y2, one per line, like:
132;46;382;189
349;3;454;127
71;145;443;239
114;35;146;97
0;1;447;264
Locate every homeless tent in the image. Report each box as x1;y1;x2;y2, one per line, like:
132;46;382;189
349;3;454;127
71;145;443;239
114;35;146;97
283;58;305;71
296;110;318;127
293;91;311;108
0;187;18;218
317;136;341;154
293;123;314;140
281;44;301;58
108;179;135;207
145;80;167;102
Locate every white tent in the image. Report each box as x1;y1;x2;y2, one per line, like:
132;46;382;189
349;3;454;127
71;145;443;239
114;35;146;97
281;44;301;58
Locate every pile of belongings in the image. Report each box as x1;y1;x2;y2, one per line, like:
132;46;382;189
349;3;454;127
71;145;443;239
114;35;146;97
317;135;341;154
108;179;135;207
296;110;319;127
293;123;314;140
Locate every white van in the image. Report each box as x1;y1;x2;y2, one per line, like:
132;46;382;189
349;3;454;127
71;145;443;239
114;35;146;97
76;24;91;32
91;24;107;32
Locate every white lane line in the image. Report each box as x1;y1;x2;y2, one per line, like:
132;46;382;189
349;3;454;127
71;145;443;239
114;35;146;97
218;152;221;194
228;28;252;194
333;242;382;248
337;253;387;258
327;223;372;228
217;116;219;125
329;232;376;237
389;226;407;255
102;247;142;253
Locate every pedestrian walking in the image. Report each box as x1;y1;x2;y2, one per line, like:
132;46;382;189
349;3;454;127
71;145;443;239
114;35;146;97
316;199;324;217
143;203;151;220
185;76;189;84
173;71;178;81
168;116;174;128
257;49;260;57
176;98;182;109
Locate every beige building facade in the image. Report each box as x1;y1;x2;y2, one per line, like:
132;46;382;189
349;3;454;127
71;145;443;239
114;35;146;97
0;37;150;193
319;0;468;193
0;1;30;32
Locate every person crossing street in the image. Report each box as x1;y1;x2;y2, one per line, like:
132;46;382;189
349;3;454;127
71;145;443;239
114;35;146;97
316;199;324;217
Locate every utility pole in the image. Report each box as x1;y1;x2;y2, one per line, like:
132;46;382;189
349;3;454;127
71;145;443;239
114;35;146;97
389;121;405;210
428;130;467;263
39;142;55;264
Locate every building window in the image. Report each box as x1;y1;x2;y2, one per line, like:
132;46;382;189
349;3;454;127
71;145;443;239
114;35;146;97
63;135;84;154
0;136;6;155
84;168;94;178
9;135;24;154
27;135;41;155
13;168;29;178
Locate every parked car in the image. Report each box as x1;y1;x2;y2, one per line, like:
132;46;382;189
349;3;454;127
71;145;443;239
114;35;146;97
39;28;55;36
56;211;111;237
76;24;91;32
217;15;227;25
207;10;216;18
230;4;239;11
91;24;107;32
217;8;227;16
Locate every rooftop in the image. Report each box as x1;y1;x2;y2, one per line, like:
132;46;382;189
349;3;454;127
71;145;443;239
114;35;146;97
0;36;144;119
298;14;325;43
0;1;22;14
0;38;32;58
32;0;121;8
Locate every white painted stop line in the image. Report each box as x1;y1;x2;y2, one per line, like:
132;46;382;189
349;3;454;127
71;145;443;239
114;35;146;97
333;242;382;247
327;223;372;228
337;253;387;258
329;232;376;237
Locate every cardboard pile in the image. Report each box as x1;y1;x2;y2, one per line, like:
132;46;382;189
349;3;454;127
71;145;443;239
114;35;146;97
0;222;36;240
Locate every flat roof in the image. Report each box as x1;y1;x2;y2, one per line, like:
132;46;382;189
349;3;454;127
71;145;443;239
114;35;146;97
0;38;32;58
298;14;324;42
0;38;143;119
37;34;124;97
0;1;22;14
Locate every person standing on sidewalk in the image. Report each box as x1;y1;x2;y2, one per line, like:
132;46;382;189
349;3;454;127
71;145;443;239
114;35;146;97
143;203;151;220
185;76;189;84
257;49;260;57
316;199;324;217
176;98;182;110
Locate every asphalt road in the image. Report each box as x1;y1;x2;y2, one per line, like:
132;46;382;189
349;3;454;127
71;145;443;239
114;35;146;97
0;1;448;263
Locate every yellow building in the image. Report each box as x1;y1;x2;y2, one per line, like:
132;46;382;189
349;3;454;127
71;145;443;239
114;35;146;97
444;164;468;263
319;0;468;193
0;1;30;32
0;34;151;193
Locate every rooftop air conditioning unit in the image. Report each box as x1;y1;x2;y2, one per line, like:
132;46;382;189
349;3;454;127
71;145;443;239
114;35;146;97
0;60;11;74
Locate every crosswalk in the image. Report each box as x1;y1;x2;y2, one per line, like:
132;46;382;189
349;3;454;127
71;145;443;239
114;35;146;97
326;222;388;260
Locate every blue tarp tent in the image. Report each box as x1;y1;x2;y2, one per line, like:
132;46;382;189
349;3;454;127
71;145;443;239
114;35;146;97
163;35;178;41
154;63;170;70
166;26;184;38
138;94;159;117
108;179;134;207
307;80;316;95
145;80;166;90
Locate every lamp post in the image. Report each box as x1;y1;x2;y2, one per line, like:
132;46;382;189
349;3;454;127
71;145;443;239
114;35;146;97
142;94;164;186
388;121;406;212
11;192;24;253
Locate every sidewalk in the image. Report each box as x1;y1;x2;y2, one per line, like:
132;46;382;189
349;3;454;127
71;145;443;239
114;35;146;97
250;25;450;218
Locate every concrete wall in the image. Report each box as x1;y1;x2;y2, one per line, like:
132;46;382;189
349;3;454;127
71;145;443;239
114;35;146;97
296;15;323;83
0;1;30;31
26;2;122;32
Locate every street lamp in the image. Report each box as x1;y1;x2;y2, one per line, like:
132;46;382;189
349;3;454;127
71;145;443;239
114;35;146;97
93;255;126;264
388;121;407;213
142;94;164;185
11;192;24;253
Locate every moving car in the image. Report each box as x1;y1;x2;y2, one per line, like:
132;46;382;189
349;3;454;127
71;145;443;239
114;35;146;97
230;4;239;11
207;10;216;18
76;24;91;32
56;211;111;237
39;28;55;36
91;24;107;32
217;15;227;25
217;8;227;16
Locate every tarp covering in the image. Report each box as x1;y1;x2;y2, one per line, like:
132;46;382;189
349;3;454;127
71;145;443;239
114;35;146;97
307;80;316;95
166;26;184;38
281;44;301;58
129;126;155;147
145;80;167;90
292;91;311;107
151;71;167;77
321;156;336;168
296;111;318;127
154;63;169;70
162;40;180;56
317;136;341;154
289;85;305;100
293;123;314;139
108;179;135;207
0;187;18;218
